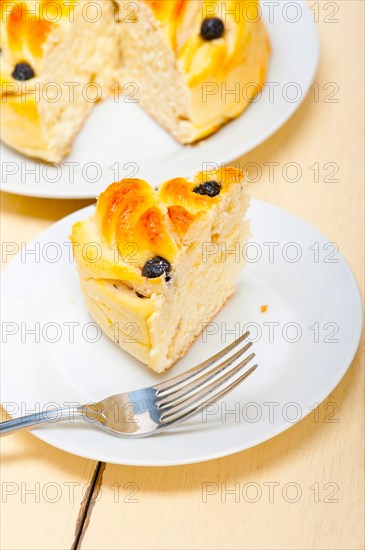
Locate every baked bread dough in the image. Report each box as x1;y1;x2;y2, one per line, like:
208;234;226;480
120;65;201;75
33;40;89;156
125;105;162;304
0;0;120;162
117;0;270;143
70;166;250;373
1;0;270;162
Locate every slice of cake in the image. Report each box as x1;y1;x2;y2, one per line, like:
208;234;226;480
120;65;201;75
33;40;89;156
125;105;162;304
71;167;250;373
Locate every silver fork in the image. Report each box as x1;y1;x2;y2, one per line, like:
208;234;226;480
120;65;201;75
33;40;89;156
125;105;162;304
0;332;257;438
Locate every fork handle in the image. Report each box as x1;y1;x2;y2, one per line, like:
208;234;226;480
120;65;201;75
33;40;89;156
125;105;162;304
0;406;85;437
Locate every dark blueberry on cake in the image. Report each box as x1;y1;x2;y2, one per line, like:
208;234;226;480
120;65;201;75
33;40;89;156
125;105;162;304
201;18;225;41
142;257;171;280
12;62;35;81
193;180;221;197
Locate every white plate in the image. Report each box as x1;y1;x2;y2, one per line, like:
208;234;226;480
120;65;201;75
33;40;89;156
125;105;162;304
0;1;319;198
1;200;362;466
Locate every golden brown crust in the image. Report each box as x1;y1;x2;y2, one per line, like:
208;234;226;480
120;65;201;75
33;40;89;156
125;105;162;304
71;166;246;280
95;178;179;264
145;0;270;77
6;2;53;56
167;205;196;238
0;1;76;84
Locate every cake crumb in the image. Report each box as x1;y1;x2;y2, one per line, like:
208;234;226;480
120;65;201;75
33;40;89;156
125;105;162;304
260;305;268;313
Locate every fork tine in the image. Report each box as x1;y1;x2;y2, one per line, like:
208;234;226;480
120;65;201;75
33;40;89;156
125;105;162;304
158;342;253;408
160;354;256;423
160;364;258;428
156;331;251;397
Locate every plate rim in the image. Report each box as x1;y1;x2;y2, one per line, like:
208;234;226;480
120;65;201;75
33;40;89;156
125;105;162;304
1;199;363;466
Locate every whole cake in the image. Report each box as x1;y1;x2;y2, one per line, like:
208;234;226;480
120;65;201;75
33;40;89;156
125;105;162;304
0;0;270;162
70;167;250;373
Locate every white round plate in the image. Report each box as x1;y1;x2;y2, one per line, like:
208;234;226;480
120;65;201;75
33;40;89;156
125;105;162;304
1;200;362;466
0;0;319;198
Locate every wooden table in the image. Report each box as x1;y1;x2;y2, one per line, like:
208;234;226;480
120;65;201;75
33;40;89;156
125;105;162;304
1;2;364;548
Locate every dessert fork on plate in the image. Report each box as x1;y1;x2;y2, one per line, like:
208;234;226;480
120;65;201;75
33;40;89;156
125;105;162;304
0;332;257;438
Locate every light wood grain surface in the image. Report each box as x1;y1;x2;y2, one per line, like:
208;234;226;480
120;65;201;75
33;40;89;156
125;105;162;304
1;2;364;549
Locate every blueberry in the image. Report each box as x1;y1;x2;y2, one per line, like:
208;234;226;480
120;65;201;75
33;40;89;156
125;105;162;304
142;256;171;280
201;18;224;41
193;180;221;197
12;62;35;81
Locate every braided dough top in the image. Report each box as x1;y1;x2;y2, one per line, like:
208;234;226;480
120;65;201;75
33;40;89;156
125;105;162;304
71;167;245;288
138;0;267;87
0;0;79;90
